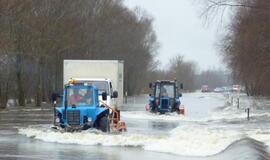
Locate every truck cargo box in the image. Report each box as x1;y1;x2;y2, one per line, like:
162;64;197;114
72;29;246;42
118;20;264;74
63;60;124;106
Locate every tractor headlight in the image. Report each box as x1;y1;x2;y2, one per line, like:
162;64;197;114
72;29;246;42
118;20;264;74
88;117;92;122
55;118;60;123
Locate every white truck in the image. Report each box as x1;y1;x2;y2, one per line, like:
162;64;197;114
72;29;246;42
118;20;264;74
63;60;124;107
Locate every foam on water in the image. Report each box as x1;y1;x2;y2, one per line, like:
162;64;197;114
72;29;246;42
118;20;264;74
122;110;270;123
18;125;245;156
247;129;270;145
18;126;163;147
144;125;244;156
122;111;187;121
207;110;270;122
17;92;270;157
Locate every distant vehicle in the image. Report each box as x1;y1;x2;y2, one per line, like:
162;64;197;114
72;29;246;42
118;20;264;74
221;86;229;92
146;80;184;114
201;85;210;92
63;60;124;107
224;86;233;92
53;79;127;132
213;87;225;93
232;85;241;92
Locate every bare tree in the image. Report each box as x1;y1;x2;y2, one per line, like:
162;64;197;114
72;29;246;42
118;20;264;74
0;0;159;107
207;0;270;95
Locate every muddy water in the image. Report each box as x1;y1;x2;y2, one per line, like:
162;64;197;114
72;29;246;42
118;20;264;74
1;93;270;160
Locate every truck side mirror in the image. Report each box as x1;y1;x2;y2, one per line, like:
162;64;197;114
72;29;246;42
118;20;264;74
149;83;152;88
51;93;60;103
180;83;184;89
112;91;118;98
102;92;107;101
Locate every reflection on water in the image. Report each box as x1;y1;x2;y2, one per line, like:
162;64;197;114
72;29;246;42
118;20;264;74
149;121;179;131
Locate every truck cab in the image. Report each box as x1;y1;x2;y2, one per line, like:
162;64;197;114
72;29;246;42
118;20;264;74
147;80;183;114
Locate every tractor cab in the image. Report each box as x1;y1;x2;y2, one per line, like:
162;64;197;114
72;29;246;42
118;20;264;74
147;80;183;114
53;80;126;132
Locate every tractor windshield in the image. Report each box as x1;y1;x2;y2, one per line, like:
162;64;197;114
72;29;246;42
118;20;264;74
66;86;94;106
155;83;175;98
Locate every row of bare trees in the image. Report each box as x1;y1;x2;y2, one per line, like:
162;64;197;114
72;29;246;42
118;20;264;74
195;69;231;90
167;56;197;91
146;56;230;92
145;56;197;92
204;0;270;96
0;0;158;108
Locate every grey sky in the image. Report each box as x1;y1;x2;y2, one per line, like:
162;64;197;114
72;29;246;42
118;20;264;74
124;0;228;71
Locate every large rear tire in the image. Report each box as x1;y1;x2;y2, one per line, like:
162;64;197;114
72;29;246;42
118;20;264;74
98;116;110;132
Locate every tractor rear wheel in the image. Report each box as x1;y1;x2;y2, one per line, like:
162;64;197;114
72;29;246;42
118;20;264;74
98;116;110;132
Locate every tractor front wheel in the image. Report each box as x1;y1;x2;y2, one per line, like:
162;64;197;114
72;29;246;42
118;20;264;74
98;116;110;132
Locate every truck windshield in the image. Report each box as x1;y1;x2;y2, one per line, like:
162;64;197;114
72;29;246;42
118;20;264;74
88;81;109;95
66;86;94;106
155;83;175;98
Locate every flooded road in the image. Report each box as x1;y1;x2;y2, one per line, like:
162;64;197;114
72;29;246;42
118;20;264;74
1;92;270;159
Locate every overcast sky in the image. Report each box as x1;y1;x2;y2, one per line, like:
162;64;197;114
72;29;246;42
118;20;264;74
124;0;229;71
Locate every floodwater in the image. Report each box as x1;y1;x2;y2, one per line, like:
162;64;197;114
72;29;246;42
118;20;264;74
1;92;270;160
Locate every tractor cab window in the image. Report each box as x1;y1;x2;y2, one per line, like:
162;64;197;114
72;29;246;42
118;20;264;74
158;83;175;98
67;86;94;106
155;84;160;98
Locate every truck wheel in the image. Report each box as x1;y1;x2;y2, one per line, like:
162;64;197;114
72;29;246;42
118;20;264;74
99;116;110;132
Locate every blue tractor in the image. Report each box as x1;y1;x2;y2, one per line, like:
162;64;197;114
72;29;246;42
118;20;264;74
146;80;183;114
52;80;126;132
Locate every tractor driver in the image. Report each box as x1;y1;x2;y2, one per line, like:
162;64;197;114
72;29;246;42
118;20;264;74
69;88;83;106
160;85;168;96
